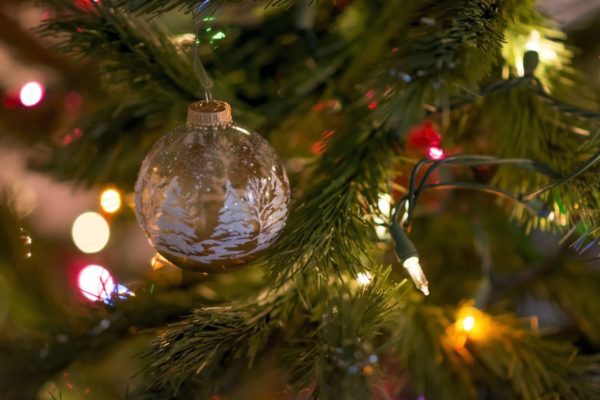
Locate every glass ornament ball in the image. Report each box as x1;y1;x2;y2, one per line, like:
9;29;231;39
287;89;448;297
135;100;290;272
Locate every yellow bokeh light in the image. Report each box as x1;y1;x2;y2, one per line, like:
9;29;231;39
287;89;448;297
72;211;110;253
462;315;475;332
503;27;570;87
100;188;122;213
454;306;489;342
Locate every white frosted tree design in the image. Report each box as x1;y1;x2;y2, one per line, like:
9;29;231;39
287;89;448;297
241;174;289;254
153;177;203;257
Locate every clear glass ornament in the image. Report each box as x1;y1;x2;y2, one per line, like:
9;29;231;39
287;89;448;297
135;100;290;272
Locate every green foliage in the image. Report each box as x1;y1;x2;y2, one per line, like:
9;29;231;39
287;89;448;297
1;0;599;398
287;268;407;399
469;314;600;399
143;289;298;393
117;0;299;16
535;260;600;346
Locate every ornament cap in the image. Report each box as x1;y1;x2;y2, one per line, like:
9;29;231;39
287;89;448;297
187;100;233;127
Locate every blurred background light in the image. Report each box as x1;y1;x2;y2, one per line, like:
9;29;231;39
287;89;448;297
78;264;114;302
19;81;45;107
71;211;110;253
100;188;122;214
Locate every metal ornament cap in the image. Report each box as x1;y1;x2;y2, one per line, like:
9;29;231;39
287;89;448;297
187;100;233;127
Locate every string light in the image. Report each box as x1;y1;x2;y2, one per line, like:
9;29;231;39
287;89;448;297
375;193;392;239
71;212;110;253
356;272;372;286
19;81;45;107
402;256;429;296
427;145;445;160
525;30;557;61
100;187;122;214
462;315;475;332
513;29;565;78
78;264;114;302
455;306;489;341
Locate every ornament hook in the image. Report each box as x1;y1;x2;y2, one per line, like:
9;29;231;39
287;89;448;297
192;9;214;101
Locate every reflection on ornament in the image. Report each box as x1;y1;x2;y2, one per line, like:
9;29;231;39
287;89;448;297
135;100;290;272
151;252;172;270
19;81;45;107
427;146;445;160
100;188;122;214
72;212;110;253
78;264;114;302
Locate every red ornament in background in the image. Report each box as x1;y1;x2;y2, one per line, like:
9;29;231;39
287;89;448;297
407;120;442;149
75;0;101;11
406;120;446;160
472;164;497;183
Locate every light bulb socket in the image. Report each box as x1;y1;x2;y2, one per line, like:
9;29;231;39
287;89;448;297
523;50;539;76
390;223;418;261
187;100;233;127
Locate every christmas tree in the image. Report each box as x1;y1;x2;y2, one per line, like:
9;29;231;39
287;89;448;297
1;0;600;399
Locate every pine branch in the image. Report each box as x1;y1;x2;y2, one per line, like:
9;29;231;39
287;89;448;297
39;1;199;101
535;260;600;346
286;268;407;399
116;0;301;16
0;198;212;398
143;289;298;393
40;98;176;187
395;302;600;400
395;303;477;399
263;0;514;290
468;313;600;399
36;1;200;186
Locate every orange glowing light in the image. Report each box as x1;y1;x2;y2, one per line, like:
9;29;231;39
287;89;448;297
454;306;489;342
100;187;122;213
462;315;475;332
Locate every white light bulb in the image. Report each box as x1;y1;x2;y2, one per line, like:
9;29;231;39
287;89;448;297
356;272;372;286
374;193;392;240
402;256;429;295
525;30;541;52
